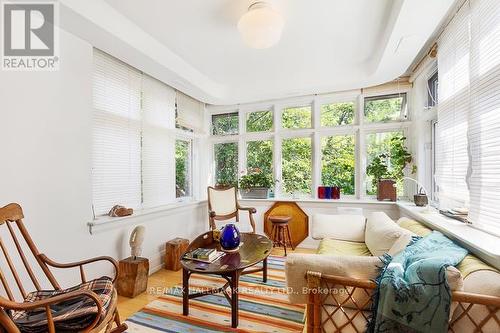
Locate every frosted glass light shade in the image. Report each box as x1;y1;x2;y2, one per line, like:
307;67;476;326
237;2;284;49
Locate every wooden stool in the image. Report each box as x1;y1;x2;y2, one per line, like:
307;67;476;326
117;256;149;298
165;237;189;271
269;215;294;256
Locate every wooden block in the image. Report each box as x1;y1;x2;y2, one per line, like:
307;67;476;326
117;257;149;298
165;237;189;271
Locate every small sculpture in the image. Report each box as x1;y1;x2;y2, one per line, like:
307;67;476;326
129;226;145;259
108;205;133;217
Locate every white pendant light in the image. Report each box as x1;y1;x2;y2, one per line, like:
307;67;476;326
237;1;285;49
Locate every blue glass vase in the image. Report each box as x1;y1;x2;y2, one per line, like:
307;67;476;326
220;224;241;251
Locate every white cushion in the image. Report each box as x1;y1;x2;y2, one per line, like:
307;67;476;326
312;214;366;242
365;212;407;256
208;187;237;215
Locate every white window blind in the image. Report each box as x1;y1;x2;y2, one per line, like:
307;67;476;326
436;3;471;209
467;0;500;233
141;75;176;208
176;91;205;132
92;49;142;215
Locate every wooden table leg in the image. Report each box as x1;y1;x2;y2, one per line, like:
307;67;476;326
262;257;268;283
182;268;189;316
230;271;239;328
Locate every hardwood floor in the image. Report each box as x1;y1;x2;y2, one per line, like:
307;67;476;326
116;247;316;320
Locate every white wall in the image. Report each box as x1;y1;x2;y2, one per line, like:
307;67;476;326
0;30;207;296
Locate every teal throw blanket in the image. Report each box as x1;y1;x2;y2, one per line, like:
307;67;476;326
368;231;468;333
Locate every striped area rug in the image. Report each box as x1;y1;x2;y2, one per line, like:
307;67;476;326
125;256;305;332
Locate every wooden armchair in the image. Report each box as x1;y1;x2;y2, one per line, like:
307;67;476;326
0;203;127;333
207;186;256;233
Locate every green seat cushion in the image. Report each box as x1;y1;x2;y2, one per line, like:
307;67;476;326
317;238;372;256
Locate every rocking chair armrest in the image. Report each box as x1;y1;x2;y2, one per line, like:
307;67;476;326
237;206;257;214
0;289;102;312
39;254;119;283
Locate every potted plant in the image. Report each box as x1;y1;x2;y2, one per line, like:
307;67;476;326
239;168;274;199
366;136;416;201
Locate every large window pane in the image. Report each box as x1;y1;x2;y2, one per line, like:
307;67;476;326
247;140;273;173
282;137;312;196
282;106;312;129
321;135;355;195
212;112;239;135
214;142;238;186
364;94;407;123
246;110;273;132
365;131;404;195
175;139;191;198
320;102;355;126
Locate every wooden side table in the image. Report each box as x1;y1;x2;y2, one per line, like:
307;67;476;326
165;237;189;271
269;215;294;256
117;257;149;298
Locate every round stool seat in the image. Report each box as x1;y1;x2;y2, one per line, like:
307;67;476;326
269;215;292;224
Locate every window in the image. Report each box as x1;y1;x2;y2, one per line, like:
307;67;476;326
246;110;273;132
212;112;239;135
214;142;238;186
175;140;192;198
92;49;197;216
320;102;355;126
365;131;404;195
282;105;312;129
282;137;312;196
321;135;355;195
427;71;438;108
210;92;411;199
364;93;407;123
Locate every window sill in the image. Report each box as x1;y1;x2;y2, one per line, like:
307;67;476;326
238;197;397;205
87;200;207;234
397;201;500;269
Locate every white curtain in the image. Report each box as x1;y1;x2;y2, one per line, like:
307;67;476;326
436;2;471;210
141;75;177;208
92;49;142;215
467;0;500;234
176;91;205;132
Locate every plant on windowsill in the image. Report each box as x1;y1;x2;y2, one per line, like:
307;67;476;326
366;136;416;201
239;168;274;199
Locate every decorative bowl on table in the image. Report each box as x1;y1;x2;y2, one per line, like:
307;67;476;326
220;224;241;252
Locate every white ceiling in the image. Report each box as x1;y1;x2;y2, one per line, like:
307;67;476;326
59;0;456;105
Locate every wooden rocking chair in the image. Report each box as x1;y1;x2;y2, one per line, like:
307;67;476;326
0;203;127;333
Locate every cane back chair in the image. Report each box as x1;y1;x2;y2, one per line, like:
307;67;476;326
0;203;127;333
207;186;257;233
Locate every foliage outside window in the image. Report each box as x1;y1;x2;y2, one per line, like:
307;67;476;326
282;137;312;195
212;112;239;135
175;139;191;198
282;106;312;129
246;110;273;132
366;132;415;195
321;135;355;195
320;102;355;126
364;94;407;123
214;142;238;186
247;140;273;186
